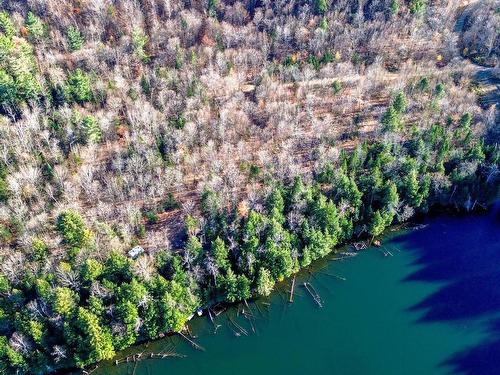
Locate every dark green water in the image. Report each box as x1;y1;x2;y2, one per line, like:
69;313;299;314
93;209;500;375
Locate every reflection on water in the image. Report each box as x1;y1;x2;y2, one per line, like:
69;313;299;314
91;208;499;375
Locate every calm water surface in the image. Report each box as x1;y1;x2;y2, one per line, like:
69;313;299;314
93;208;500;375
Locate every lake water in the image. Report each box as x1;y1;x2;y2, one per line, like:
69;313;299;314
93;207;500;375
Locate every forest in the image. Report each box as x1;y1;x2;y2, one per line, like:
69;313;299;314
0;0;498;373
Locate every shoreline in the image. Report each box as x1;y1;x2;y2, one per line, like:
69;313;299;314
72;202;500;375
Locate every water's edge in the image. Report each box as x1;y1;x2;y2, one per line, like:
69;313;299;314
83;204;500;375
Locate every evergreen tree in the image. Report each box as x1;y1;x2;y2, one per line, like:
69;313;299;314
67;26;84;52
0;336;27;373
401;168;426;208
263;220;295;280
236;274;251;301
53;287;78;317
0;69;17;111
319;17;328;31
381;105;400;131
104;252;133;284
409;0;427;14
435;83;445;99
267;188;285;224
143;300;160;339
369;210;386;238
80;258;104;283
382;180;399;212
256;267;275;296
211;237;229;273
66;308;115;368
82;115;102;144
185;236;203;263
333;172;362;211
220;268;238;302
332;80;342;94
389;0;400;15
314;0;328;15
0;12;15;37
131;28;149;63
25;12;45;41
175;45;184;69
302;224;332;261
56;210;93;249
208;0;218;17
460;112;472;129
0;33;41;112
66;69;92;104
393;91;408;113
114;301;139;349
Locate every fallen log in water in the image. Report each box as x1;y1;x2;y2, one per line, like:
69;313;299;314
179;332;206;351
289;275;296;303
82;365;99;374
352;241;368;251
228;316;249;336
114;351;186;366
303;282;323;307
338;251;358;257
208;308;221;333
320;272;346;281
331;255;357;261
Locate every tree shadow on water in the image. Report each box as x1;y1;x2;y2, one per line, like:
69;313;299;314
391;206;500;375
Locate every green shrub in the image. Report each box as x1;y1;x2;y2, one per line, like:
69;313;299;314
249;163;261;179
140;75;151;96
31;238;48;261
53;287;78;316
409;0;427;14
332;80;342;94
0;176;8;202
67;26;84;51
256;268;275;296
308;54;320;70
208;0;218;17
319;17;328;31
283;55;296;67
419;77;429;91
169;115;186;130
163;193;180;211
136;223;146;238
80;258;104;283
389;0;400;14
435;83;445;99
351;51;362;65
145;211;159;224
127;87;138;100
0;224;12;243
175;45;183;69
